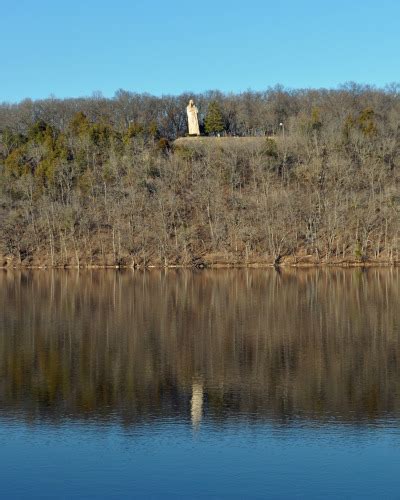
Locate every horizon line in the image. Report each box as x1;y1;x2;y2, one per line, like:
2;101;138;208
2;81;400;106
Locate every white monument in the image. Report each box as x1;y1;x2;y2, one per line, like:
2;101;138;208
186;99;200;136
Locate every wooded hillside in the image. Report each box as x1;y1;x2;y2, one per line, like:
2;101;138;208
0;85;399;267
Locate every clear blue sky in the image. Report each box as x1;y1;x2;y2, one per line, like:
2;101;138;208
1;0;399;103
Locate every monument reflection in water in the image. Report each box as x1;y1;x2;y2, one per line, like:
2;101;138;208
1;269;400;497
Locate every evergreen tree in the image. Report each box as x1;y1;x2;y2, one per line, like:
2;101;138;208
205;101;224;135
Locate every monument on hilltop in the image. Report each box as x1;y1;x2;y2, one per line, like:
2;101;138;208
186;99;200;136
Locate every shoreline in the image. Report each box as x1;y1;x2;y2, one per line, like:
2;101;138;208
1;260;398;270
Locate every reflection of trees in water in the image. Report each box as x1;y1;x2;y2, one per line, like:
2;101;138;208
0;269;399;425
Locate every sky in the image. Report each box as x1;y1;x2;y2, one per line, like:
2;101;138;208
1;0;399;102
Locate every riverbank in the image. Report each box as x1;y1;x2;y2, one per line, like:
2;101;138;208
1;253;398;269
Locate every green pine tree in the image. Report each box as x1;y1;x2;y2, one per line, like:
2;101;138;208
204;101;224;135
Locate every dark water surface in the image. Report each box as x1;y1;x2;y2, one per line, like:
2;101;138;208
1;269;400;498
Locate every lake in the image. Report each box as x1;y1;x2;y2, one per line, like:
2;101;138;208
1;268;400;498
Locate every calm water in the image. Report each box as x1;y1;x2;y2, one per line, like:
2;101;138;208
1;269;400;498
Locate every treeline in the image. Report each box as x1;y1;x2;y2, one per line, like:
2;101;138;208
1;83;400;138
0;85;399;266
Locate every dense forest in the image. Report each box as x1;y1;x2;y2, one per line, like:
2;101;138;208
0;84;399;267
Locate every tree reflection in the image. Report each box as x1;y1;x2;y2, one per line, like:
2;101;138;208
0;268;399;425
